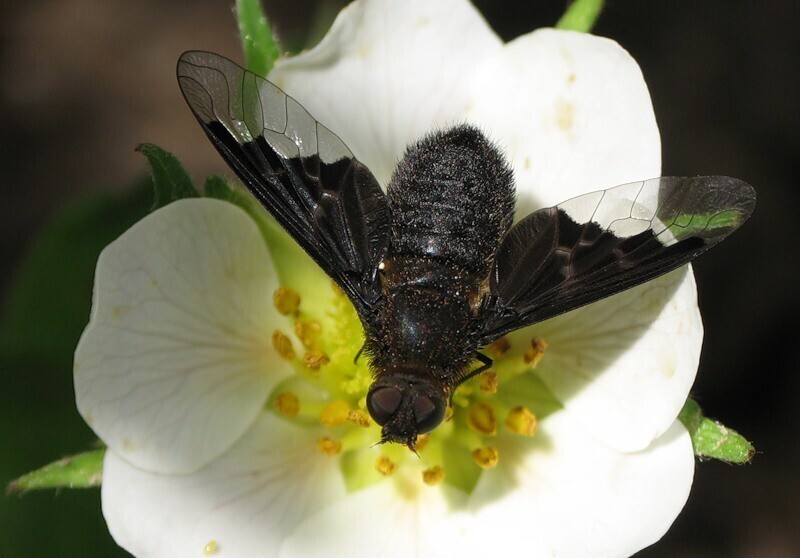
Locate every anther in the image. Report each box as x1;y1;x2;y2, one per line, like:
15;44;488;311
374;455;396;476
273;287;300;315
271;330;295;360
414;434;429;451
274;392;300;417
422;466;445;486
472;446;500;469
317;437;342;456
479;371;499;394
347;409;371;427
203;540;219;555
319;400;350;426
295;320;322;349
466;401;497;436
505;406;538;436
488;336;511;358
303;349;330;370
523;337;548;367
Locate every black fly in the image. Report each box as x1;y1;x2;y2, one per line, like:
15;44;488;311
177;51;756;450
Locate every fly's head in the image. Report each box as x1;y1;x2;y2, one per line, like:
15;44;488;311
366;375;448;450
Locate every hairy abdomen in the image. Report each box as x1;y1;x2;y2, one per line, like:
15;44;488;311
387;125;515;274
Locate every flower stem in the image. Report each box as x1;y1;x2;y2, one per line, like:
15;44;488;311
555;0;605;33
236;0;281;75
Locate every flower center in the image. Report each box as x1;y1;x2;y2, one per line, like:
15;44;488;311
267;282;561;495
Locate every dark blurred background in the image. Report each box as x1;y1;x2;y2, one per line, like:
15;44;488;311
1;1;797;556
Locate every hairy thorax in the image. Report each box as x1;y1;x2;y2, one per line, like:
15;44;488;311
365;256;483;381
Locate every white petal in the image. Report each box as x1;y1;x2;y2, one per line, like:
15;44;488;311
510;267;702;452
75;199;293;474
465;413;694;557
102;413;346;558
466;29;661;218
282;411;694;557
268;0;502;186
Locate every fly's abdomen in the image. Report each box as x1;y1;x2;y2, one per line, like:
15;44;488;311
387;125;515;273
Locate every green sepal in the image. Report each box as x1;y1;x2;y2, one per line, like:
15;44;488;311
136;143;199;211
679;399;755;463
236;0;281;75
7;450;104;494
555;0;604;32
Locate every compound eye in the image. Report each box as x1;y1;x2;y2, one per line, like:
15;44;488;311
412;395;446;434
367;387;403;426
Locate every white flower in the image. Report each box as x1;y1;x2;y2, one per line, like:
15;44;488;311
74;0;701;556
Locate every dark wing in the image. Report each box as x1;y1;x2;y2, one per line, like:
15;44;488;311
176;51;390;314
476;176;756;344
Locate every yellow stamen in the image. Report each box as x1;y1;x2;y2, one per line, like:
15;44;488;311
317;437;342;456
479;370;499;394
271;330;295;360
303;349;330;370
414;433;429;451
347;409;370;427
422;466;445;486
523;337;548;367
203;540;219;555
488;336;511;358
295;320;322;349
273;287;300;315
319;400;350;426
466;401;497;436
472;446;500;469
274;392;299;417
505;406;538;436
374;455;397;476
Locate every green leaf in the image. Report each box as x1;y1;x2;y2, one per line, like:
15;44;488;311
555;0;604;32
7;450;104;493
0;180;152;368
136;143;198;211
236;0;281;75
679;399;755;463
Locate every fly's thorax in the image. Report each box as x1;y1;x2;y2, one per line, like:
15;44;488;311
368;256;481;376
